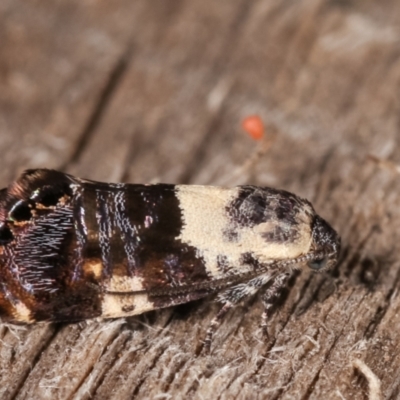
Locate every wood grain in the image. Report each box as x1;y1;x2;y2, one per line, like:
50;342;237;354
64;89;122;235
1;0;400;398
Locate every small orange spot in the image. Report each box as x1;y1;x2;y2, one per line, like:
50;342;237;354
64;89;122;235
83;259;103;278
241;115;264;141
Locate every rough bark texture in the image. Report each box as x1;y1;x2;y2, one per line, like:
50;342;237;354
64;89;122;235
0;1;399;399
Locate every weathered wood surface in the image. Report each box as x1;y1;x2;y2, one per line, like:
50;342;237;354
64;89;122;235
1;0;400;399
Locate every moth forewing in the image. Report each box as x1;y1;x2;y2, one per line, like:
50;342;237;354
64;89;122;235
0;169;340;353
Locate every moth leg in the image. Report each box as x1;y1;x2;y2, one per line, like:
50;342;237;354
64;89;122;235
201;302;234;355
200;275;272;355
261;272;290;337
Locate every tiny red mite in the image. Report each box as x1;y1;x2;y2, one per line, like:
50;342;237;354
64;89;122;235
242;115;265;141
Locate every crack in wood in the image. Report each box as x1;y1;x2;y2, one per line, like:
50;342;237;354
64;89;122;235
272;289;369;400
62;48;132;170
10;325;60;400
363;265;400;339
77;329;133;400
130;344;169;400
178;0;252;185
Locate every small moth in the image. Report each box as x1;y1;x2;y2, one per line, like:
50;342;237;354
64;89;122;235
0;169;340;352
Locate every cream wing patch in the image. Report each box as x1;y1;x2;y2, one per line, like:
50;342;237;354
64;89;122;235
83;260;103;279
102;276;152;317
176;186;314;278
102;293;154;318
13;301;33;323
106;275;146;293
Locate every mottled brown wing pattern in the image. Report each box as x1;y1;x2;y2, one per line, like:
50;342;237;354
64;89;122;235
0;169;340;352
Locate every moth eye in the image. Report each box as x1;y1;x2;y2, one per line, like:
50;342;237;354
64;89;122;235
309;256;328;271
31;187;65;207
0;224;13;245
9;200;32;222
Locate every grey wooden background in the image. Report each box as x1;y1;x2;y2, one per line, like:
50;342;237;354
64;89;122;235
1;1;400;399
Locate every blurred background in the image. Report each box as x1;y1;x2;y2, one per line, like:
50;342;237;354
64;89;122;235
1;1;400;399
2;0;398;189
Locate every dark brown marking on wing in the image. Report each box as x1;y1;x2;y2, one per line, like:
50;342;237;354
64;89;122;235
224;186;314;246
119;184;210;291
0;223;14;245
216;255;235;275
122;304;135;313
226;186;311;228
96;191;113;276
222;227;239;242
114;189;139;273
71;185;89;282
240;252;263;270
32;277;102;322
78;186;102;262
0;170;217;322
76;183;210;291
7;205;75;293
0;170;103;322
262;224;299;243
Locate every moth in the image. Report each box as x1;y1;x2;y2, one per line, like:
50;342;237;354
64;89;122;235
0;169;340;352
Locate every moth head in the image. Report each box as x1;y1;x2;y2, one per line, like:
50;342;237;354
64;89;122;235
307;215;340;272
